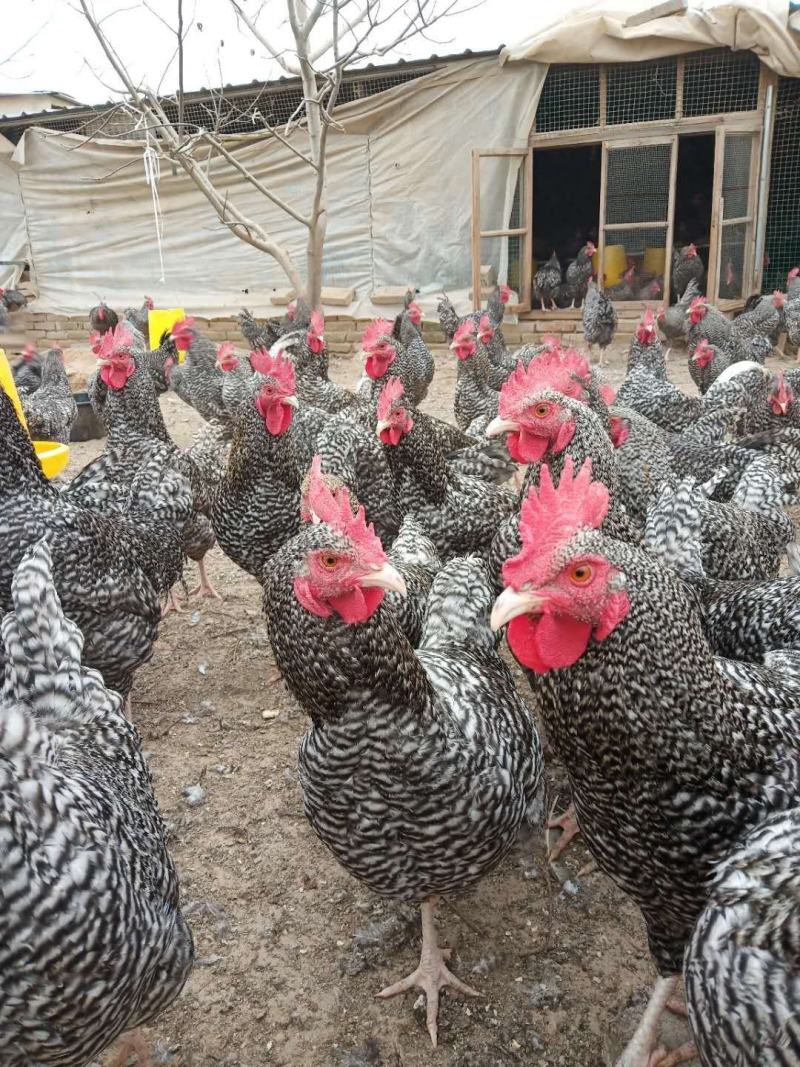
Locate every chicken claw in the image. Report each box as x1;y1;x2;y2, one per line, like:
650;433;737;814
376;898;480;1046
547;803;582;861
106;1027;151;1067
187;557;223;601
161;589;185;617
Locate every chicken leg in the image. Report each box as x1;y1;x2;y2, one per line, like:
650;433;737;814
106;1028;151;1067
161;589;185;617
187;556;223;600
547;803;582;861
616;975;686;1067
376;897;480;1046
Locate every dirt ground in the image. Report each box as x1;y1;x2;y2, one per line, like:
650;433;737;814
62;334;796;1067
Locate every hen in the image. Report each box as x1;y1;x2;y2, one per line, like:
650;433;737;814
88;301;119;335
491;457;800;1067
263;479;542;1046
0;539;193;1067
11;343;43;396
21;347;78;445
168;316;230;427
359;313;434;407
687;338;733;395
583;280;617;365
449;320;500;432
124;295;154;339
238;307;278;351
565;242;596;308
534;251;561;310
626;309;665;376
657;277;701;347
671;243;705;298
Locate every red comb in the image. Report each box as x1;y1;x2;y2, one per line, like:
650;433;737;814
287;301;297;321
306;454;387;566
376;376;405;422
406;300;423;325
502;457;610;591
250;348;296;393
499;284;512;304
97;322;134;360
478;313;494;344
309;310;324;336
144;296;154;309
452;319;477;344
362;318;394;351
498;351;589;418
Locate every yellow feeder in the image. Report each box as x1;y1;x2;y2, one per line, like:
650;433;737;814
0;348;70;479
643;247;666;276
592;245;627;287
148;307;187;362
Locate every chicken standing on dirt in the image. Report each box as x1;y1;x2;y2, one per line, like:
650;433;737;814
21;347;78;445
583;280;617;365
263;474;542;1047
0;540;193;1067
671;243;704;298
534;251;562;310
657;278;700;348
491;457;800;1067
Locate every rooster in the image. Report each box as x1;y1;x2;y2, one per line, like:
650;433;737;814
0;539;193;1067
358;313;433;407
449;320;500;432
672;243;705;298
263;475;542;1047
238;307;279;351
491;457;800;1067
534;251;561;310
565;242;596;307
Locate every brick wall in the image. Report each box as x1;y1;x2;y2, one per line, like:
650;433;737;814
3;308;640;357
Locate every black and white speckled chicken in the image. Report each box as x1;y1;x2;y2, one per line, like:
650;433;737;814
490;456;800;1067
358;312;434;407
449;320;500;432
375;378;515;560
565;242;596;308
88;301;119;335
262;486;542;1046
0;539;193;1067
0;390;184;698
671;243;705;298
615;366;701;432
11;343;43;397
657;277;701;347
142;329;179;395
687;338;734;394
583;280;617;365
1;286;27;313
686;296;733;355
21;348;78;445
238;307;278;352
684;808;800;1067
276;312;359;416
606;265;637;303
123;295;154;339
167;316;229;425
729;291;784;352
210;351;301;581
534;251;561;310
626;309;665;377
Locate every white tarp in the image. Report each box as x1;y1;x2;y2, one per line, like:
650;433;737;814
14;56;546;318
503;0;800;78
0;134;27;289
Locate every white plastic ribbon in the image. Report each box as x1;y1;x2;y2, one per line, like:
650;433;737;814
143;143;166;284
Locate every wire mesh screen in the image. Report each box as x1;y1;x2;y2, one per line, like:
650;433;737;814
682;49;761;117
763;77;800;292
479;235;522;297
606;58;677;125
719;223;747;299
605;144;671;225
721;133;753;219
478;156;524;232
535;65;600;133
605;226;667;300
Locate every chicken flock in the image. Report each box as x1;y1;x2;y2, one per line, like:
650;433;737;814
1;271;800;1067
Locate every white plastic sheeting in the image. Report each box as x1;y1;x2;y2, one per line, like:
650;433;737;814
14;56;547;318
503;0;800;78
0;135;27;289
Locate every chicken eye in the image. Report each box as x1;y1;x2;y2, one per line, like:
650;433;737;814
570;563;593;585
533;403;550;418
319;553;339;570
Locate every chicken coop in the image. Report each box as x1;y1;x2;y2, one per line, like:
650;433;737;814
473;2;800;320
0;1;798;324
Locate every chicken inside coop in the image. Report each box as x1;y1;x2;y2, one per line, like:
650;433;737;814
671;133;715;300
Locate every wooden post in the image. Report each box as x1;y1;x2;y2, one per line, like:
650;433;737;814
663;134;678;306
471;151;481;313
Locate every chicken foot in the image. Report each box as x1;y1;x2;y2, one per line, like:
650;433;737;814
106;1027;151;1067
547;803;582;861
186;556;223;601
615;975;693;1067
161;589;185;617
376;897;480;1046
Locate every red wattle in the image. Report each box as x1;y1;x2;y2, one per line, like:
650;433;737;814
379;426;403;446
365;352;394;379
507;429;550;464
328;585;384;624
507;611;593;673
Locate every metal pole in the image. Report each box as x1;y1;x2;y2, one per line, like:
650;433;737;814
754;82;774;289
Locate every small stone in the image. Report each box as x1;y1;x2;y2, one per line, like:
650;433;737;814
182;784;206;807
197;662;208;676
189;611;201;626
262;709;280;720
195;954;224;966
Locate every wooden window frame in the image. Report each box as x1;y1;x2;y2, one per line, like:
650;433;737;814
471;148;533;314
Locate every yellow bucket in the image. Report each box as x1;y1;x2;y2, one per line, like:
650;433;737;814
148;308;187;359
643;247;666;275
592;245;627;287
0;348;70;478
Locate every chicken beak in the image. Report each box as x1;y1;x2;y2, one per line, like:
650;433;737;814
361;562;407;597
283;394;299;408
490;587;546;631
375;419;390;437
485;416;519;439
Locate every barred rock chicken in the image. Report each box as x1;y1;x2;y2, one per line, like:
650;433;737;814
359;314;434;406
278;312;359;415
729;290;784;353
124;295;154;339
783;268;800;358
687;338;733;395
210;351;301;580
0;389;184;698
142;329;179;395
684;808;800;1067
616;365;701;432
11;343;42;396
626;309;665;376
376;378;515;559
238;307;277;352
216;341;256;418
686;296;732;355
671;243;705;298
262;479;542;1046
565;242;596;307
534;251;562;310
21;347;77;445
449;320;501;432
583;280;617;365
606;265;636;302
0;540;193;1067
88;301;119;335
657;278;701;347
168;316;230;426
491;457;800;1067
